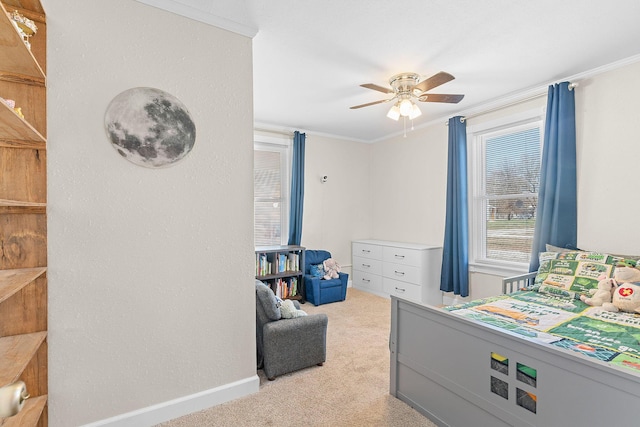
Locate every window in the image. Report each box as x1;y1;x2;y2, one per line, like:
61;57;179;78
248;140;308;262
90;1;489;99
469;110;543;273
254;135;291;246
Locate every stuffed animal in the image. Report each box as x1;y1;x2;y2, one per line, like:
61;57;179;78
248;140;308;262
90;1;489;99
279;299;308;318
602;263;640;314
580;276;615;307
322;258;341;280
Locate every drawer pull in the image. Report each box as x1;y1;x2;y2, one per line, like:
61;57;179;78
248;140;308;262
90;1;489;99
361;278;371;283
362;263;371;268
394;254;405;259
362;249;371;253
394;270;405;276
395;287;406;292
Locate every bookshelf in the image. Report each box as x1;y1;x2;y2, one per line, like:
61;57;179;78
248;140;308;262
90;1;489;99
255;245;305;302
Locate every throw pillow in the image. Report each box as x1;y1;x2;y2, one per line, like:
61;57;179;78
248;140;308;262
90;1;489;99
534;251;620;296
280;299;308;318
310;263;325;278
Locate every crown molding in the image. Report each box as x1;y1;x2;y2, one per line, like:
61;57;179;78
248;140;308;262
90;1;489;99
135;0;258;38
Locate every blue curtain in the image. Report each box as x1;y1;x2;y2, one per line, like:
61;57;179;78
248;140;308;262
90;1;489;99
529;82;577;271
440;116;469;297
287;131;305;245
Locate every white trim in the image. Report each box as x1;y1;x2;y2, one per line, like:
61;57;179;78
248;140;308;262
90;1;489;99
135;0;258;38
254;132;291;146
469;261;529;278
466;107;545;134
254;122;370;144
81;375;259;427
468;109;544;270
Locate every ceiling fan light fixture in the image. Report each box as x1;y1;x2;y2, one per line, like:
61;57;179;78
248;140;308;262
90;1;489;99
387;104;401;121
399;98;413;117
409;103;422;120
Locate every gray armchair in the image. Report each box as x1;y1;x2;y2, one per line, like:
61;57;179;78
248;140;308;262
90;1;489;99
255;280;328;380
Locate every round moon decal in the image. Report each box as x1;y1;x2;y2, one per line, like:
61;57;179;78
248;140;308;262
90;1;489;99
104;87;196;168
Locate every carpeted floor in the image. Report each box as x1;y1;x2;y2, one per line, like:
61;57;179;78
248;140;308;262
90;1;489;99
158;287;436;427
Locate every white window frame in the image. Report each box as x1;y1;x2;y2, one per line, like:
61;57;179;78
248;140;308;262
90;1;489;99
254;133;292;246
467;108;545;277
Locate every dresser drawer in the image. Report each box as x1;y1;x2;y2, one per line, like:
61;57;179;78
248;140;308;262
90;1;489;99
352;242;382;260
383;277;421;302
352;256;382;275
352;270;382;293
383;262;421;285
383;246;423;266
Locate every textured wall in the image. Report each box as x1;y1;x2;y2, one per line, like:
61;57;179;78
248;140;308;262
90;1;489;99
46;0;255;424
370;123;449;246
300;134;372;274
576;60;640;254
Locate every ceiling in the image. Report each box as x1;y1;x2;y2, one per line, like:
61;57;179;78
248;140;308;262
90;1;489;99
139;0;640;142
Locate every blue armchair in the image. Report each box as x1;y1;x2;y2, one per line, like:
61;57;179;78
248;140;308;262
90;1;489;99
304;250;348;306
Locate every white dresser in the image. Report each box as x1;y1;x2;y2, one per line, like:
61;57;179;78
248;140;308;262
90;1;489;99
352;239;443;305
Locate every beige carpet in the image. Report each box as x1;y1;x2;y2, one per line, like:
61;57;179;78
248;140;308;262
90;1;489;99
158;287;436;427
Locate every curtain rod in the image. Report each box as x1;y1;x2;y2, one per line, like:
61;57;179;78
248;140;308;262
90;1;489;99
447;82;578;125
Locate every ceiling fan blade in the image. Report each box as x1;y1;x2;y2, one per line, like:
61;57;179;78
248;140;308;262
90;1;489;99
360;83;394;94
414;71;455;93
350;99;392;109
418;93;465;104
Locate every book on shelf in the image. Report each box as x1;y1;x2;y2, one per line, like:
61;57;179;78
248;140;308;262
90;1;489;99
273;277;298;299
256;252;301;276
286;252;300;272
256;252;275;276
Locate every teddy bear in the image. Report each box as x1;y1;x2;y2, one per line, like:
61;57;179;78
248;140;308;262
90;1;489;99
602;263;640;314
580;276;615;307
322;258;341;280
279;299;308;318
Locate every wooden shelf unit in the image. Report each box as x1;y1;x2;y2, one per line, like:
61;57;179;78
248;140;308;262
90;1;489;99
3;395;47;427
255;245;306;302
0;1;47;426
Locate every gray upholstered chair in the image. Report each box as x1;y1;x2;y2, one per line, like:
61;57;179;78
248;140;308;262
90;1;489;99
255;280;328;380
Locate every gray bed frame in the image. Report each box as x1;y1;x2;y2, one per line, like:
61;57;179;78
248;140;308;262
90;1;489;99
390;272;640;426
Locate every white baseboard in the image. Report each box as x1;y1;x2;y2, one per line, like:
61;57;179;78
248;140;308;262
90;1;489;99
82;375;259;427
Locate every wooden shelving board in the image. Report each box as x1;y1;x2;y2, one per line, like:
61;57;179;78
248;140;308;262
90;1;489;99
0;267;46;304
0;332;46;386
1;394;46;426
0;2;45;82
0;102;46;147
0;199;46;214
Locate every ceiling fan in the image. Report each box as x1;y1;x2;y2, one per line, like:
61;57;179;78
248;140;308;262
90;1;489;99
350;71;464;121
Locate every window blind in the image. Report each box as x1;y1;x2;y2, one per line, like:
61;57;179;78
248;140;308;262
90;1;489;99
254;148;284;246
482;126;541;263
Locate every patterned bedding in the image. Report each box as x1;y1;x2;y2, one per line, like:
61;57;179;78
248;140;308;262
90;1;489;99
445;290;640;373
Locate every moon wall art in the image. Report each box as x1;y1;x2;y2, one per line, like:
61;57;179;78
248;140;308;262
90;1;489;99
104;87;196;168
